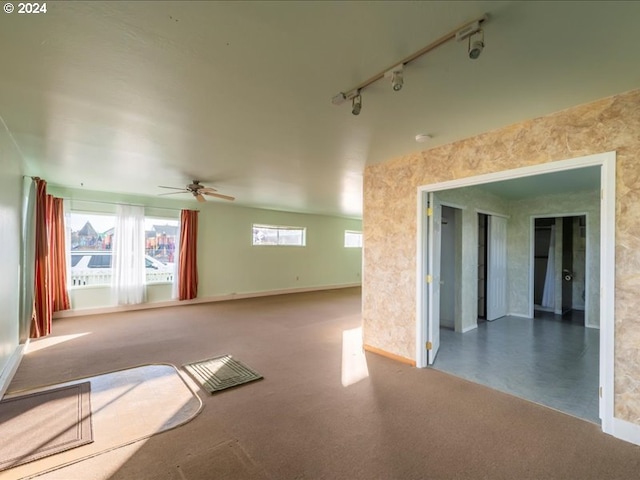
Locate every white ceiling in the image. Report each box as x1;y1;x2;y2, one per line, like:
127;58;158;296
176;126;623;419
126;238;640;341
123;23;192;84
475;166;601;200
1;1;639;218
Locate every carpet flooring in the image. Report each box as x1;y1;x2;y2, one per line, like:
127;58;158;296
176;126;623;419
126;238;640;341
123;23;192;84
6;287;640;479
0;382;92;472
2;364;201;479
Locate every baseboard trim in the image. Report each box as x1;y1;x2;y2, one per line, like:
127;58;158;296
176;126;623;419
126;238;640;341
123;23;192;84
610;417;640;447
54;283;362;318
461;324;478;333
363;344;416;367
0;342;27;399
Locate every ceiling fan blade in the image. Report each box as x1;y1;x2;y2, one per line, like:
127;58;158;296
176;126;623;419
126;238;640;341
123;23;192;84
195;193;206;203
198;187;217;193
158;190;189;196
203;191;235;201
158;185;188;190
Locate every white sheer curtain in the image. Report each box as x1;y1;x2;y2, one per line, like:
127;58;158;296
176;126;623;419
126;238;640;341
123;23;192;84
171;221;181;300
19;177;37;343
111;204;146;305
541;225;556;308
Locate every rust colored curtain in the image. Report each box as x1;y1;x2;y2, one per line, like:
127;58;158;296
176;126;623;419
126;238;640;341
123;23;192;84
178;209;199;300
47;196;71;311
31;179;70;338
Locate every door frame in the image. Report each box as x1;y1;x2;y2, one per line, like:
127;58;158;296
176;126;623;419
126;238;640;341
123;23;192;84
529;213;590;324
415;151;616;436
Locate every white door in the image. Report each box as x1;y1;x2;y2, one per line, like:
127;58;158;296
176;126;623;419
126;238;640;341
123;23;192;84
487;215;508;321
427;193;442;364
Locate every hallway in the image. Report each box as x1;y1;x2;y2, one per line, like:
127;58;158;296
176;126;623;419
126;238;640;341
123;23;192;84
433;311;599;423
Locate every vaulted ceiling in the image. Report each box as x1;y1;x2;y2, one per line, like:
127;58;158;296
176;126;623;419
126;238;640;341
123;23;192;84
1;1;639;218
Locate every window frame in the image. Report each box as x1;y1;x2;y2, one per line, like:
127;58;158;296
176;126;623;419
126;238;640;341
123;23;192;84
252;223;307;247
344;230;363;248
66;210;179;288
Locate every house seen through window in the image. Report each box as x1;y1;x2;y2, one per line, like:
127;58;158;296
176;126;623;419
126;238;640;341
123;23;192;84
67;212;179;286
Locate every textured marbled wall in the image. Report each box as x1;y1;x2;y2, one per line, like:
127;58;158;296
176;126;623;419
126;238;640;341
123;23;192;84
363;88;640;423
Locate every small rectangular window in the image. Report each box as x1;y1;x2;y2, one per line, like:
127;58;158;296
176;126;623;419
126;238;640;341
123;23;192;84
344;230;362;248
253;224;306;246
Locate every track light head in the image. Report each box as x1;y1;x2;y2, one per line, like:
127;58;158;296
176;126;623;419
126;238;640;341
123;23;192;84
351;93;362;116
467;30;484;59
391;70;403;91
469;39;484;59
385;64;404;92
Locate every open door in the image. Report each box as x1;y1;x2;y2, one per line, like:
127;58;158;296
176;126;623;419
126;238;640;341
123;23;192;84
486;215;508;321
561;216;574;314
427;193;442;364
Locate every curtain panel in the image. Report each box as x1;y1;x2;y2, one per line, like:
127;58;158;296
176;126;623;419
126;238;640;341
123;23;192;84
111;204;146;305
20;177;36;343
31;178;70;338
178;209;198;300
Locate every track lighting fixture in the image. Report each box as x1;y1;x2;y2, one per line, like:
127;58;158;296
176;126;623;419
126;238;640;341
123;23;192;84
331;13;488;114
456;20;484;59
351;92;362;116
385;64;404;92
468;30;484;59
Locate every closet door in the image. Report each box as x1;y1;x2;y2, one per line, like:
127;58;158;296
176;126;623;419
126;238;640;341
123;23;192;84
487;215;508;321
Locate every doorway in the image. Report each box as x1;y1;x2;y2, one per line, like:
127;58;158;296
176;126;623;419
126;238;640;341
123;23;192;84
477;214;487;321
416;152;616;436
533;215;587;318
440;206;461;331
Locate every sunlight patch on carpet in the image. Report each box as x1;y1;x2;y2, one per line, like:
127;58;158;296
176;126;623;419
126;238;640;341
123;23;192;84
0;382;93;472
3;364;202;479
342;327;369;387
26;332;92;354
183;355;263;394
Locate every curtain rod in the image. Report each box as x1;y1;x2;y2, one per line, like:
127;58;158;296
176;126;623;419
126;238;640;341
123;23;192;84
23;177;199;212
65;198;198;212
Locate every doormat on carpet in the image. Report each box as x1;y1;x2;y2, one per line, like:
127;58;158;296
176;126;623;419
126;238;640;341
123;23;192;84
183;355;263;394
0;382;93;472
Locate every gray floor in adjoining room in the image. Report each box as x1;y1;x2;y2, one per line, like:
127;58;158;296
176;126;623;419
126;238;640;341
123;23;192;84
432;310;600;424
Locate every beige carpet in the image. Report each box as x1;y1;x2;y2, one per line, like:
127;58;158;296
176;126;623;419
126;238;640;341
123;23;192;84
2;364;202;479
0;382;92;472
7;288;640;479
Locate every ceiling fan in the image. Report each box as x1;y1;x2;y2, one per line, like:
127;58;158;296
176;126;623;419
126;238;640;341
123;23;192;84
158;180;235;203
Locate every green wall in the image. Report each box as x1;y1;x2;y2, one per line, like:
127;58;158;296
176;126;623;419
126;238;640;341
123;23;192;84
49;187;362;310
0;122;23;383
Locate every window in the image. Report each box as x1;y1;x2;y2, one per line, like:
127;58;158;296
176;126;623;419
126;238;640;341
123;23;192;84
144;218;179;266
252;224;306;246
68;212;116;286
67;212;179;286
344;230;363;248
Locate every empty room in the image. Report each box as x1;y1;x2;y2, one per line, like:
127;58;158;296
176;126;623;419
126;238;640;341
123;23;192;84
2;2;640;479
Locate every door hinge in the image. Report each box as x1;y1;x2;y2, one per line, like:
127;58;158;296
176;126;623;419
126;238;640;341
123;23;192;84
599;386;603;398
426;274;432;284
426;341;433;350
426;207;433;216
